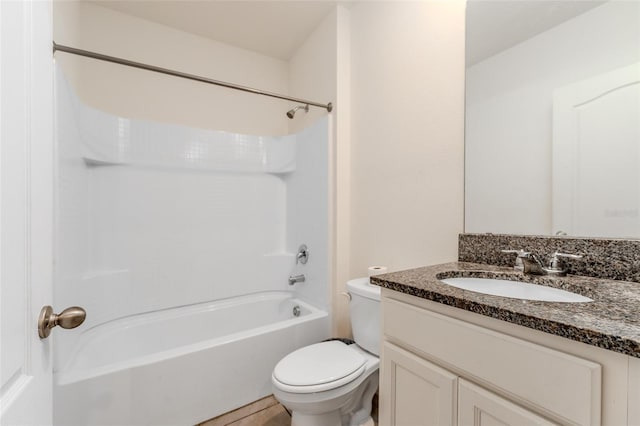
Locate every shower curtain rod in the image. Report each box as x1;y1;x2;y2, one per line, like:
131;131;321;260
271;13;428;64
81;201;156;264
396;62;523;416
53;42;333;113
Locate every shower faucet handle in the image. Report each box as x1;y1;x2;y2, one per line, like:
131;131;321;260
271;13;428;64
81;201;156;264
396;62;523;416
296;244;309;265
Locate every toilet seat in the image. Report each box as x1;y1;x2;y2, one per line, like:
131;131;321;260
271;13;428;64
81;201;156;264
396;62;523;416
272;341;366;394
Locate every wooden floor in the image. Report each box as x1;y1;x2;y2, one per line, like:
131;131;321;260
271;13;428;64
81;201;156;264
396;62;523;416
199;393;378;426
198;396;291;426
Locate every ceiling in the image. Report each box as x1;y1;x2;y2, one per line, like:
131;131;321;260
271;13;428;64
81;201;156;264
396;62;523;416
466;0;607;66
91;0;607;66
90;0;339;61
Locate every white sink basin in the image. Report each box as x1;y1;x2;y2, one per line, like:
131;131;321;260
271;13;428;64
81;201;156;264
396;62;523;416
439;277;592;303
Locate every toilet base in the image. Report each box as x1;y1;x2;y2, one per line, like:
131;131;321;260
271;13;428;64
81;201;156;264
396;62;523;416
276;370;379;426
360;417;375;426
291;412;373;426
292;410;341;426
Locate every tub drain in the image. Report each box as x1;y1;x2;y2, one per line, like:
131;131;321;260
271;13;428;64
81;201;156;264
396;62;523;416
292;305;301;317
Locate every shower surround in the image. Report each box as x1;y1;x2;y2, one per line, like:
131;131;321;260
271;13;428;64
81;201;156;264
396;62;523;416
53;67;331;425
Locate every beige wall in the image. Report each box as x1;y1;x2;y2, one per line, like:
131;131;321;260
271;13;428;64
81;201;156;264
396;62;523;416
290;1;466;336
349;1;465;278
287;9;337;135
53;1;290;135
333;7;353;338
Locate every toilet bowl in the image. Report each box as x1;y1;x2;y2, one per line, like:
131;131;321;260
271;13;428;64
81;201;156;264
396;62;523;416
272;278;381;426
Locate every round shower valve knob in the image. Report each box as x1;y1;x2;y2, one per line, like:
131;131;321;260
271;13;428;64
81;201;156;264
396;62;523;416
38;305;86;339
296;244;309;265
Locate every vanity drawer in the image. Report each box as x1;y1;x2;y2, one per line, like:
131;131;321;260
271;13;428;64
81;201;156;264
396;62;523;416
383;297;601;426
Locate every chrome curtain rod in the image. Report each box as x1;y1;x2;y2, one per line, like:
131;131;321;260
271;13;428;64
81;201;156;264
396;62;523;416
53;42;333;113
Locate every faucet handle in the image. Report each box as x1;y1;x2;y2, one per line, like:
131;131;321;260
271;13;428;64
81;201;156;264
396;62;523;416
501;249;530;257
549;251;582;269
553;251;582;259
296;244;309;265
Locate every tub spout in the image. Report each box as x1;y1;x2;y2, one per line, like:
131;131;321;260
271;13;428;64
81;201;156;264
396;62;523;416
288;274;305;285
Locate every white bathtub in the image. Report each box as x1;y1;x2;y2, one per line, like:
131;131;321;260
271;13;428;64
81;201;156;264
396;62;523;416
53;292;329;426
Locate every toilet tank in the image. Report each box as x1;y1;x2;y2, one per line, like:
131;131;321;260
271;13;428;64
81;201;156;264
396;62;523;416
347;278;381;356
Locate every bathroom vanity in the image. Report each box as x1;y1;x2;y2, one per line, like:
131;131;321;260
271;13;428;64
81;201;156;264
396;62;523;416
373;236;640;426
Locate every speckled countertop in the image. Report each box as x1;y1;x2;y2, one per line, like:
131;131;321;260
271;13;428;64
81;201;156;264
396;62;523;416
371;262;640;358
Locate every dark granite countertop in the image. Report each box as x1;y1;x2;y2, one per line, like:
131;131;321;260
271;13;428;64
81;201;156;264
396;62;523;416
371;262;640;358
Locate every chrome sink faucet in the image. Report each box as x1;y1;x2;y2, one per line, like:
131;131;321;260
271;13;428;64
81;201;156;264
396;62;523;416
519;252;547;275
501;249;582;277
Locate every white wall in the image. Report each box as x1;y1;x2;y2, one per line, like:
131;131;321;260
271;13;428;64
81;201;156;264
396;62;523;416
285;118;330;311
54;71;332;368
349;1;465;277
53;1;289;136
465;1;640;235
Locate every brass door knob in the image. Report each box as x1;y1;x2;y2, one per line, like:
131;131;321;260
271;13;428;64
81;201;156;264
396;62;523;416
38;305;86;339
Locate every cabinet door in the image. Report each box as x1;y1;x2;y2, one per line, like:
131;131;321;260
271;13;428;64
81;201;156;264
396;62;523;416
458;379;557;426
380;342;457;426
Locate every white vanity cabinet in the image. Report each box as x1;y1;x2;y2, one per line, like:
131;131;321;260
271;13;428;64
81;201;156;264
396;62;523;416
381;342;558;426
380;289;638;426
382;341;457;425
457;379;557;426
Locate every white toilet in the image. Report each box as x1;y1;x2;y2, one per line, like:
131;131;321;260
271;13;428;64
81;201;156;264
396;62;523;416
272;278;381;426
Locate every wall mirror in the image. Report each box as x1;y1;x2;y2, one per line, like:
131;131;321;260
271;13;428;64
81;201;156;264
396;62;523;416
464;0;640;238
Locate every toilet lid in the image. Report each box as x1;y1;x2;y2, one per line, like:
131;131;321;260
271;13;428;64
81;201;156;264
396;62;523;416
273;341;366;392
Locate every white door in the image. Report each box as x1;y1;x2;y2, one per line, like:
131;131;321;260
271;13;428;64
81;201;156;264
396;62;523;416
0;1;54;424
553;63;640;237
